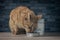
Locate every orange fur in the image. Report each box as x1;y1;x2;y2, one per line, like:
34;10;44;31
9;6;42;35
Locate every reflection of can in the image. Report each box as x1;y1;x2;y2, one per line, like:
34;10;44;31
34;19;44;35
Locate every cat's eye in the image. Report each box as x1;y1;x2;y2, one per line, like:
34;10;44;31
25;18;28;20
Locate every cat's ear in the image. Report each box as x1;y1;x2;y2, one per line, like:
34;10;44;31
37;15;42;20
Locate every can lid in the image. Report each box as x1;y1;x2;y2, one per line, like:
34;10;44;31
26;33;40;37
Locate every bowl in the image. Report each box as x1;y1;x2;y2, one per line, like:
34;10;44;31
26;32;40;37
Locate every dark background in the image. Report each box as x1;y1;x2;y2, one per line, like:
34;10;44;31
0;0;60;32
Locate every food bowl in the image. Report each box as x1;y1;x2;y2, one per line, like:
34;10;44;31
26;32;40;37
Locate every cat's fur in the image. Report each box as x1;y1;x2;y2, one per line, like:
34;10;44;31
9;6;42;35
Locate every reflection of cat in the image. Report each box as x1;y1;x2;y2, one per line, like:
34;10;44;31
9;6;42;35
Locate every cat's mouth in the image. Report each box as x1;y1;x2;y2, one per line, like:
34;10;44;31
24;23;34;33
